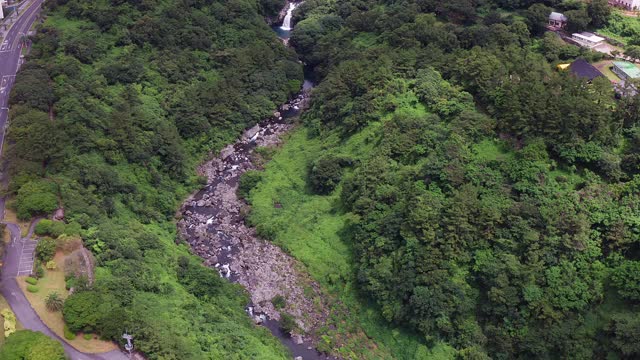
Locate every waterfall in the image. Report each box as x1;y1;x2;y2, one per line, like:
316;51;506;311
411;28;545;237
280;2;297;31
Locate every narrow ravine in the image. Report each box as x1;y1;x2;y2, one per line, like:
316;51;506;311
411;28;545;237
178;4;334;359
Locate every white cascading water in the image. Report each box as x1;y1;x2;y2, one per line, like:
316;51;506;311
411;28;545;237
280;2;297;31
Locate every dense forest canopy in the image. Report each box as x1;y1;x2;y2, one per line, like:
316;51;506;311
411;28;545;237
5;0;301;358
7;0;640;358
243;0;640;358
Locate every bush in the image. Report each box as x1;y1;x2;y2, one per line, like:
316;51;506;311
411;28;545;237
271;295;286;309
308;155;344;195
36;237;56;262
238;170;263;200
25;277;38;285
83;333;93;340
0;330;66;359
15;180;58;220
64;325;76;340
34;262;45;279
27;285;39;293
34;219;66;237
279;312;298;334
46;260;57;270
45;292;64;312
2;308;16;337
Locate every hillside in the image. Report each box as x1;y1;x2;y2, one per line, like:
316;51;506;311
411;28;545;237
243;0;640;358
4;0;301;358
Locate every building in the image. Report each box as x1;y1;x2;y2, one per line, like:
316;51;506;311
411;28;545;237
612;61;640;80
610;0;640;10
549;12;568;28
568;58;605;82
571;32;605;48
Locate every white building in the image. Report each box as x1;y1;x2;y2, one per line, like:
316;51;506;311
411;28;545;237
610;0;640;10
571;32;605;48
0;0;7;20
548;12;568;28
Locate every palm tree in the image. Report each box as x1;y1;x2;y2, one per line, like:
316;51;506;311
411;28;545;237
45;292;64;312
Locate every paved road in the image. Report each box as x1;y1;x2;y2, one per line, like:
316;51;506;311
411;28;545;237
0;3;129;359
0;0;44;156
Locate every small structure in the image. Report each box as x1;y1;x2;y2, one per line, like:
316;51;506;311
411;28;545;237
610;0;640;10
571;32;605;48
612;61;640;80
0;0;6;20
549;12;568;28
568;58;605;82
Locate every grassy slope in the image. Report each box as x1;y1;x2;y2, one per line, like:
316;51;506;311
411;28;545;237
248;115;455;359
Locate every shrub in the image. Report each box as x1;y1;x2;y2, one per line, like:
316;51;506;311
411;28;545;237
15;180;58;220
45;292;64;312
25;277;38;285
34;262;45;279
83;333;93;340
271;295;286;309
279;312;298;334
2;308;16;337
63;325;76;340
27;285;39;293
36;237;56;262
238;170;263;200
34;219;66;237
308;155;344;195
46;260;57;270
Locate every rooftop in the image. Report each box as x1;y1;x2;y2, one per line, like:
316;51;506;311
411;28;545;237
572;32;605;43
568;58;605;81
549;12;568;21
613;61;640;78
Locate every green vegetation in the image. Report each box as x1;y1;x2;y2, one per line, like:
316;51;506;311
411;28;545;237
0;330;66;360
26;286;39;294
2;309;17;338
45;292;64;312
279;312;298;333
598;10;640;45
271;295;286;309
6;0;302;358
24;277;37;286
35;238;56;263
63;325;75;341
244;0;640;358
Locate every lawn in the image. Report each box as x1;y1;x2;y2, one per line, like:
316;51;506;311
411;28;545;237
248;125;452;359
593;60;622;83
17;252;117;353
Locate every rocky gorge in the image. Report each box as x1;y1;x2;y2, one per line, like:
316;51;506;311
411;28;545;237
177;4;335;359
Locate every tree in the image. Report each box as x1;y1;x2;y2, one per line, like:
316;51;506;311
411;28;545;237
45;291;64;312
588;0;611;28
566;8;591;33
308;155;345;194
15;180;58;220
609;313;640;356
35;237;56;263
0;330;66;360
625;45;640;62
526;4;552;36
611;261;640;301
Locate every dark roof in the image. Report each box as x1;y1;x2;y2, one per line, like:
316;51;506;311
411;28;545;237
568;58;605;81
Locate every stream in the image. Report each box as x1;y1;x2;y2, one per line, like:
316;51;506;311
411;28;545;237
178;3;333;359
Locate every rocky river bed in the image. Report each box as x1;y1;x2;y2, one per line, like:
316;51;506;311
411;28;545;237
177;90;336;359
